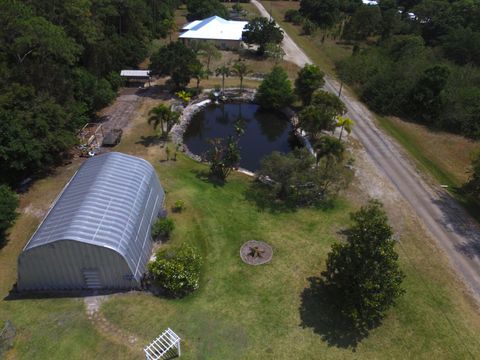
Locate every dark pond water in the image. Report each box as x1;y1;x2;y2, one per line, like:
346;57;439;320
183;103;299;171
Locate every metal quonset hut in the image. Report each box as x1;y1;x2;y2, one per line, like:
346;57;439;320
17;152;164;291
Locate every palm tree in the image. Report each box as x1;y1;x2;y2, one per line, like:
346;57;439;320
148;105;180;137
190;62;207;92
231;59;252;92
199;41;221;79
215;63;231;93
336;116;354;140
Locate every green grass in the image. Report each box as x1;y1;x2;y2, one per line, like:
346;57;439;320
2;94;480;359
376;116;480;223
102;107;480;359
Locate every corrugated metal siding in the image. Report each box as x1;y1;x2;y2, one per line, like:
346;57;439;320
18;152;164;290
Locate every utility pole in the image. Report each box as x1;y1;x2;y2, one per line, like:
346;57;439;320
338;81;343;97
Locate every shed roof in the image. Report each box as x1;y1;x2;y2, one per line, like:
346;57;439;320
120;70;151;78
179;16;248;41
23;152;163;277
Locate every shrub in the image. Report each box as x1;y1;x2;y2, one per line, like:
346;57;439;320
148;244;203;297
151;218;175;239
321;200;405;330
256;66;294;110
172;200;186;213
284;9;300;22
0;185;18;245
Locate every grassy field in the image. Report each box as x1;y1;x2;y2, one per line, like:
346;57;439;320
103;99;480;359
1;93;480;358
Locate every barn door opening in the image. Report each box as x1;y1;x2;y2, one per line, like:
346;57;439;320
82;269;102;289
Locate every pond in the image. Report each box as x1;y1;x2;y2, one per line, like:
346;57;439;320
183;103;299;171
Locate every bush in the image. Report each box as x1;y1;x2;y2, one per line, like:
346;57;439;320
284;9;300;22
0;185;18;245
148;244;203;297
172;200;186;213
256;66;294;110
151;218;175;239
321;200;405;330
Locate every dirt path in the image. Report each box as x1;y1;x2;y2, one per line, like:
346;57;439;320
84;295;142;356
251;0;480;301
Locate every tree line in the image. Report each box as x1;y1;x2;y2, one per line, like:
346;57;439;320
296;0;480;139
0;0;179;244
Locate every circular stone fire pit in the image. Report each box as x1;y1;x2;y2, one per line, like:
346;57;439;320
240;240;273;265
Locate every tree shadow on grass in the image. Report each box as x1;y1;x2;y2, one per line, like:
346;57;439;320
244;183;338;213
299;277;375;350
135;135;165;147
191;169;226;187
244;183;295;213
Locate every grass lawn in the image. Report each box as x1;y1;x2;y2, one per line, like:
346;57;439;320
1;90;480;359
0;159;135;359
100;99;480;359
376;115;480;222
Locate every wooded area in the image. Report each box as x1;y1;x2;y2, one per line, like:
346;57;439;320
0;0;178;188
298;0;480;139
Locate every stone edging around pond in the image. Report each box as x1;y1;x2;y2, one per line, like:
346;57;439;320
170;88;314;175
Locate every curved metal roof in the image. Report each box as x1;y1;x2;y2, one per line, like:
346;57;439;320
23;152;164;279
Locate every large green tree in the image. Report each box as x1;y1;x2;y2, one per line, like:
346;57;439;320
242;17;284;55
295;64;325;105
300;0;341;29
186;0;229;21
150;41;201;89
148;104;180;137
298;90;346;137
255;148;349;207
256;66;294;110
322;200;405;330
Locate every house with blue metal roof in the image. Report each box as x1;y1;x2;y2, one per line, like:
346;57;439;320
179;16;248;49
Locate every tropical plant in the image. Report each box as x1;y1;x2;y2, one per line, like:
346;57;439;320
148;243;202;297
265;42;285;63
148;104;180;137
205;136;241;181
172;200;186;213
313;135;345;166
231;59;252;91
190;62;207;92
215;63;231;93
336;116;354;140
176;90;192;103
256;66;294;110
321;200;405;330
298;90;347;137
198;41;221;79
151;218;175;239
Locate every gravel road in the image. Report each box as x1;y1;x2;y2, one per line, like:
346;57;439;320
251;0;480;300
